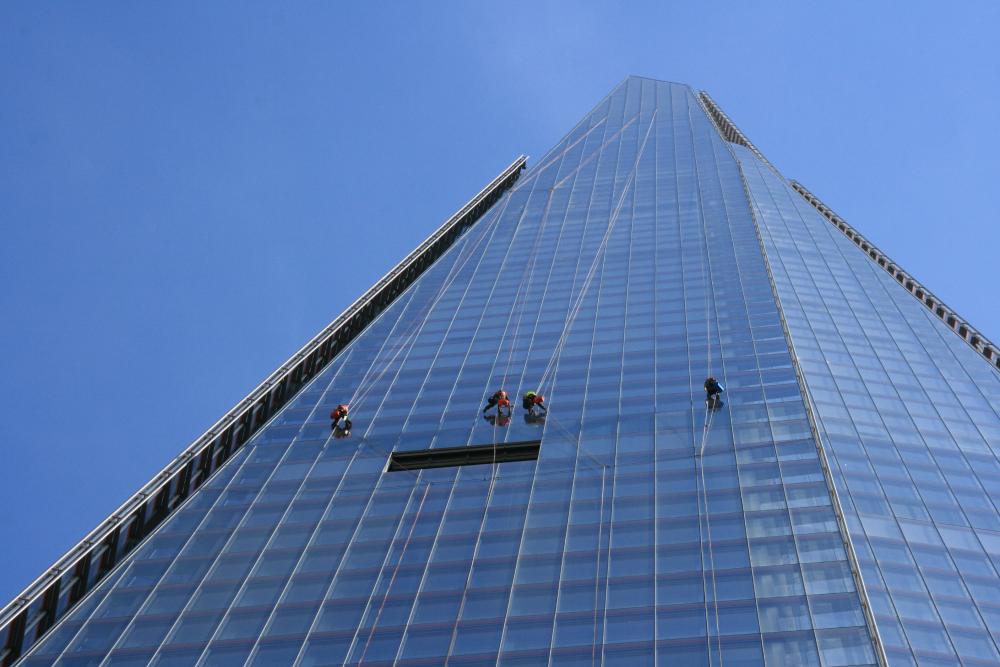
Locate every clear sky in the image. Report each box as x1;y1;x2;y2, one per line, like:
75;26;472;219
1;1;998;603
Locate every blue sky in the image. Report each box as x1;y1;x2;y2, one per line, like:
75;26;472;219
1;2;998;602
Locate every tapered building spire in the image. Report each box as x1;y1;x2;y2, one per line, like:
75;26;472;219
6;76;1000;667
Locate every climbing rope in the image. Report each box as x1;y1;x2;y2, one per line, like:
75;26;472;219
697;407;723;667
501;113;642;407
356;482;430;664
444;413;510;658
537;410;607;472
494;187;554;394
346;189;518;418
592;464;608;667
550;113;640;191
352;194;510;409
535;110;659;397
691;92;724;665
510;115;612;195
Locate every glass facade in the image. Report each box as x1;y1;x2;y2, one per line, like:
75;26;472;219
737;148;1000;666
19;74;998;666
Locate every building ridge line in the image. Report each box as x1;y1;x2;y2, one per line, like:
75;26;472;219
790;179;1000;373
0;155;527;666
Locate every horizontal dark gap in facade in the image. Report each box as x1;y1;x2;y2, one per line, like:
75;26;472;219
388;440;542;472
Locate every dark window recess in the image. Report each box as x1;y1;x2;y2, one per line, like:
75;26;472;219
388;440;541;472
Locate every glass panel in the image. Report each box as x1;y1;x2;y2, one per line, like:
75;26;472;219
18;77;879;667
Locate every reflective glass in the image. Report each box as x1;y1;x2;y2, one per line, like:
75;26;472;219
21;77;877;666
738;144;1000;664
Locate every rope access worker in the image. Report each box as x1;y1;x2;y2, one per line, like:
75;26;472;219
483;389;512;416
522;391;547;416
330;404;352;430
485;412;512;427
704;377;724;408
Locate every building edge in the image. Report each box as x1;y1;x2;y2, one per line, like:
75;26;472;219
704;84;999;372
789;180;1000;375
697;90;891;667
0;156;527;667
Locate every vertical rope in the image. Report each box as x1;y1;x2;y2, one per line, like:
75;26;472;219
698;408;723;665
690;90;725;667
446;423;506;653
349;190;517;412
500;189;553;390
536;110;659;395
356;482;431;664
696;411;714;667
591;465;607;667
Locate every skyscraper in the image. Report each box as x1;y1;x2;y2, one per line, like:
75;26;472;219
4;76;999;667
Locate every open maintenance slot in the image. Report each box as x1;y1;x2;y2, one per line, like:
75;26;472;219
387;440;541;472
